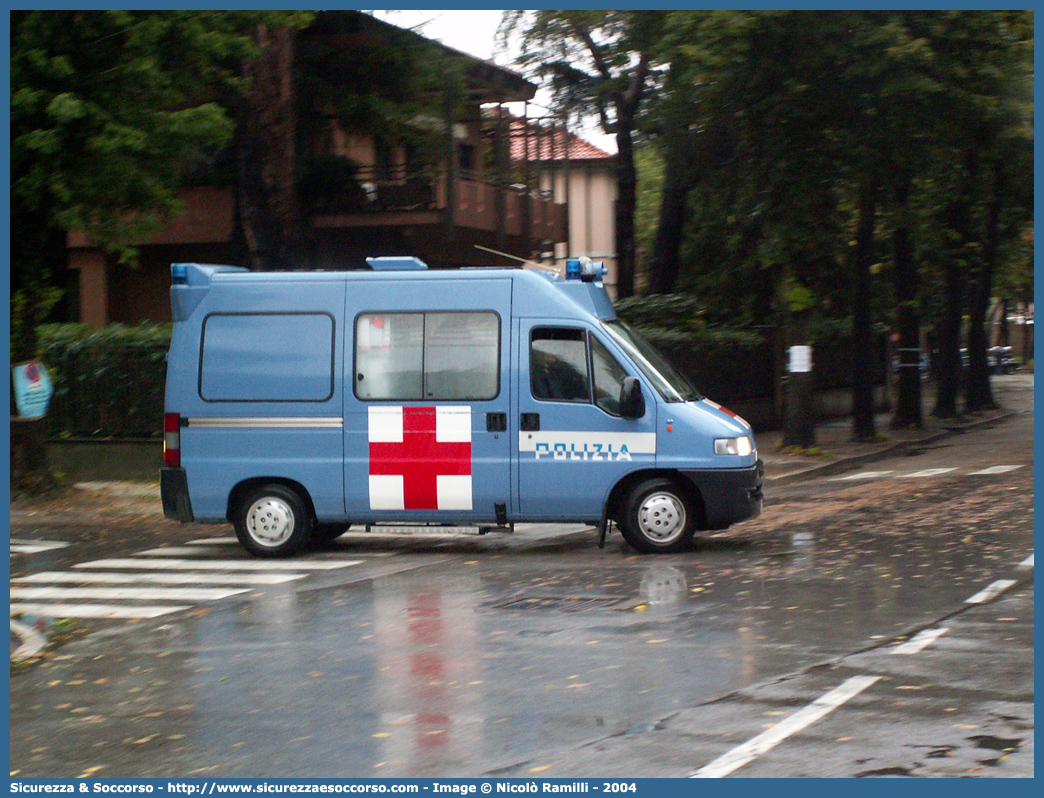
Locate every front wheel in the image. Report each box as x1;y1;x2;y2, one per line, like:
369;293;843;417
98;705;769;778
234;484;312;558
619;479;697;554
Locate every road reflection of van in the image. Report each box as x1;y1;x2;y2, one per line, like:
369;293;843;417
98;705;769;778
161;257;763;557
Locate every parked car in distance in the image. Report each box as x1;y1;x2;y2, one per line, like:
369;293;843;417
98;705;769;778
989;345;1019;374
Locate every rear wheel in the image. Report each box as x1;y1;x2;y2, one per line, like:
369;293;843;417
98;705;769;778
234;484;312;558
619;478;697;554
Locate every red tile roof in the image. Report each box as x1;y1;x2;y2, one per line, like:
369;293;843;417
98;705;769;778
508;117;614;162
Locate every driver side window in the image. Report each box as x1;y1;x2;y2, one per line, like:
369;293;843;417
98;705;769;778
530;328;591;403
530;327;631;416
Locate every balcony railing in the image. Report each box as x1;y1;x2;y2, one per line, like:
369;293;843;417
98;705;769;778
308;164;566;242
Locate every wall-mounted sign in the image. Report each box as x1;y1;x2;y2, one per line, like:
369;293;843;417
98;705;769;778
788;345;813;374
12;361;54;418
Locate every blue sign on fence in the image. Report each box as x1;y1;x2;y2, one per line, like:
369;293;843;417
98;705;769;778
12;361;54;418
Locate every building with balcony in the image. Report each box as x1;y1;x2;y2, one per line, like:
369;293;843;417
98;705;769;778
508;116;618;295
66;11;571;326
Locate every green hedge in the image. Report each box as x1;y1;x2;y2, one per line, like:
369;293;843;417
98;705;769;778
615;295;773;401
615;295;885;400
34;304;883;438
37;323;172;438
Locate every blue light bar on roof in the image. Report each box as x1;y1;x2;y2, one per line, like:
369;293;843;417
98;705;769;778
365;256;429;271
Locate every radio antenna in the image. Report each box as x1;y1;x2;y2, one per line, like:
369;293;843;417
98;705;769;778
474;245;559;274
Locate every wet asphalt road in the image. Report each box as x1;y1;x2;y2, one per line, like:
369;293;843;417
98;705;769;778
8;376;1034;778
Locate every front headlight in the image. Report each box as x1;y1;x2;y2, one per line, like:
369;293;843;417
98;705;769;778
714;436;753;456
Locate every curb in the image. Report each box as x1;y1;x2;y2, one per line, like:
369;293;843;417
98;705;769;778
765;410;1015;487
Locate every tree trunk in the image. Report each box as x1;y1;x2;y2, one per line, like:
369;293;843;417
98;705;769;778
614;123;637;299
933;262;964;419
851;178;877;441
648;125;729;295
11;416;55;494
782;312;815;448
965;160;1003;412
890;172;922;429
648;170;691;295
233;24;300;272
934;148;979;419
609;50;650;301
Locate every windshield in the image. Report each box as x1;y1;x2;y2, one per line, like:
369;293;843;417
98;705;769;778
601;319;702;403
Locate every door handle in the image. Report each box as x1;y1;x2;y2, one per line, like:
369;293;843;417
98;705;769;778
486;412;507;432
520;413;540;432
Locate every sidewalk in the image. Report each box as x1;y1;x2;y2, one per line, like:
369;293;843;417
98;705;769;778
759;403;1014;486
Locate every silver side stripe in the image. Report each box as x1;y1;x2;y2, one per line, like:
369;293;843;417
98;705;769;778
186;417;343;429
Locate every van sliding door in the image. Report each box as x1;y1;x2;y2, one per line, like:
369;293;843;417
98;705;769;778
343;277;513;524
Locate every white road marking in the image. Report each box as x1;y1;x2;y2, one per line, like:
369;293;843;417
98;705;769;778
10;539;70;555
833;471;894;481
75;558;360;571
12;553;364;621
896;468;957;479
186;537;240;546
689;675;881;778
829;465;1024;481
10;603;190;620
137;547;236;556
11;586;251;602
1017;553;1034;570
14;571;305;586
10;618;48;659
965;579;1018;604
892;627;948;655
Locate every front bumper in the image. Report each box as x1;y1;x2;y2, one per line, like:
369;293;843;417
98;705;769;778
160;467;195;522
680;459;763;529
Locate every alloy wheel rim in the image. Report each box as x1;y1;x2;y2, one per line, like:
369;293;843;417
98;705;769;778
637;492;686;544
245;497;295;546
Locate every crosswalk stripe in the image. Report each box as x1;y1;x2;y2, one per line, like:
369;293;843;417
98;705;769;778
10;540;69;554
834;471;894;481
74;558;360;571
11;585;251;602
137;546;238;556
187;537;239;546
897;468;957;478
10;602;191;620
12;548;365;622
831;465;1025;482
13;571;306;586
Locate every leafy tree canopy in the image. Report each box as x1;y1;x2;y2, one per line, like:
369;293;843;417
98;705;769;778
10;10;309;270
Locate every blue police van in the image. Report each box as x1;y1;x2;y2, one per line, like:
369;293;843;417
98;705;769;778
161;256;763;557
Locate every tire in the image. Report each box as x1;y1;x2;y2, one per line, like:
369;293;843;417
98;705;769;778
619;478;697;554
234;484;312;558
312;523;351;544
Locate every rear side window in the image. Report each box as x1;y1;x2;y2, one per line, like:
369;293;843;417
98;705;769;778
355;311;500;401
199;313;335;402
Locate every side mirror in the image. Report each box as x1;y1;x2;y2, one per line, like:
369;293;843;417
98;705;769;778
619;376;646;419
